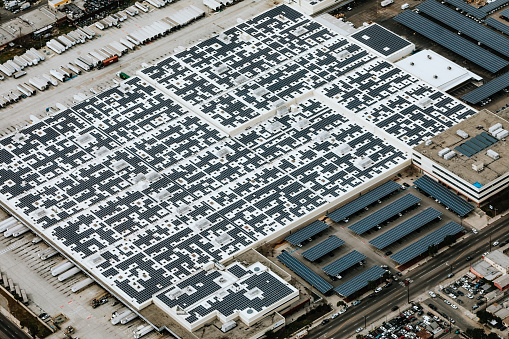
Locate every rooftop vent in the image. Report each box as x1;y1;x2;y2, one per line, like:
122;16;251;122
438;148;451;158
456;130;469;139
487;149;500;160
472;162;484;172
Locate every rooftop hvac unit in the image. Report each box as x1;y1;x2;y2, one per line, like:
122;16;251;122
214;64;228;75
495;129;508;140
276;106;289;116
438;148;450;158
112;160;129;171
487;149;500;160
155;189;170;201
418;97;432;107
215;146;233;158
334;143;352;156
472;162;484;172
336;50;350;59
167;288;182;300
218;33;231;43
489;123;503;134
145;171;161;182
252;87;268;98
76;133;95;145
444;151;456;160
456;130;469;139
240;32;251;41
221;320;237;332
234;75;248;85
293;27;307;36
356;157;374;169
425;140;433;146
294;118;310;129
267;121;283;132
194;218;210;231
316;131;330;142
272;99;285;109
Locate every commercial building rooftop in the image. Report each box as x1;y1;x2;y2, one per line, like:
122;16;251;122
413;110;509;186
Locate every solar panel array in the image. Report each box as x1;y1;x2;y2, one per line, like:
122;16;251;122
485;17;509;36
390;221;464;265
502;8;509;19
482;0;509;14
369;207;442;249
443;0;486;19
454;132;499;157
285;220;329;246
322;250;367;277
277;251;333;293
461;72;509;105
333;265;386;297
350;24;412;56
328;181;401;223
301;235;345;261
417;0;509;58
0;4;478;315
394;10;508;73
414;175;475;217
154;262;298;326
348;194;421;235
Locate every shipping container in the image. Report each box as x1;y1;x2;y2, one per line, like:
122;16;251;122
13;71;27;79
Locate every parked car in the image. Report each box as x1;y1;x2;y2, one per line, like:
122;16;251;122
385;251;393;256
466;256;473;261
375;287;383;293
356;327;364;333
429;291;437;298
352;300;361;306
321;319;330;325
331;313;339;319
391;305;399;311
444;299;451;305
493;241;500;246
38;313;50;320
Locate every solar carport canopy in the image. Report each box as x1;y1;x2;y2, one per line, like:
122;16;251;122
322;250;367;276
485;18;509;36
417;0;509;58
443;0;486;19
462;72;509;105
334;265;386;297
390;222;464;265
414;175;474;217
285;220;329;246
394;10;508;73
369;207;442;249
328;181;401;223
277;251;333;293
348;194;421;235
302;236;345;262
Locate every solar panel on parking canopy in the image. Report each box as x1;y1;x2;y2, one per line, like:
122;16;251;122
416;0;509;58
414;175;474;217
322;250;367;277
461;72;509;105
327;181;401;223
394;11;508;73
301;235;345;262
369;207;442;250
482;0;509;14
333;265;386;297
285;220;329;246
390;222;464;265
277;251;333;293
348;194;421;235
443;0;486;19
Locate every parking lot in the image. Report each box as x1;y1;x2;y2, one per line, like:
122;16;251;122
276;177;468;304
0;220;163;339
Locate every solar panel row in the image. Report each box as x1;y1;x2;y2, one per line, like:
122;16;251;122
417;0;509;58
482;0;509;14
277;251;333;293
285;220;329;246
322;250;367;277
302;235;345;262
333;265;386;297
461;71;509;105
390;222;464;264
443;0;486;19
328;181;401;223
414;175;475;217
394;10;508;73
485;18;509;36
455;133;498;157
369;207;442;249
348;194;421;235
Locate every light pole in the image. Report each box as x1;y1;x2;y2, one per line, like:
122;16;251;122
364;315;367;329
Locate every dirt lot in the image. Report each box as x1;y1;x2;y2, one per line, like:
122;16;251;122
329;0;509;112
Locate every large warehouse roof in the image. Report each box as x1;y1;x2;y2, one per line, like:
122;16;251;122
0;4;478;330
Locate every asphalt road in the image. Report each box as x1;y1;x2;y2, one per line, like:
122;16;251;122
308;216;509;339
0;311;30;339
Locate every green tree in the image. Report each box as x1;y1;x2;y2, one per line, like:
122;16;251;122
428;244;438;256
336;300;345;307
486;333;498;339
466;328;486;338
443;234;456;246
